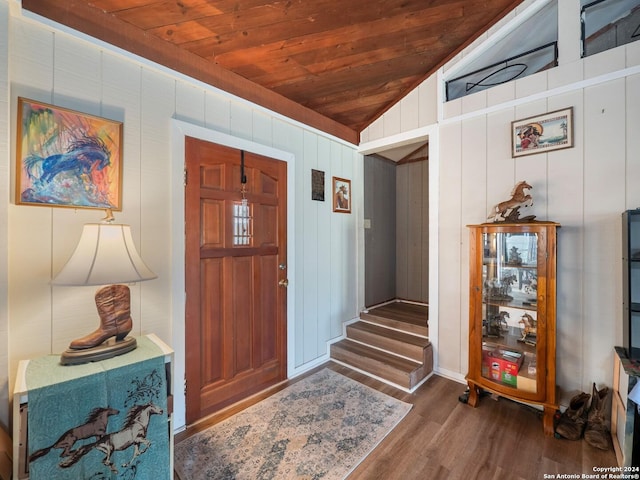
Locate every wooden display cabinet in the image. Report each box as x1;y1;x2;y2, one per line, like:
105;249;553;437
466;222;559;435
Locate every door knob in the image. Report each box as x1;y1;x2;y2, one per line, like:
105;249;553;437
279;279;289;287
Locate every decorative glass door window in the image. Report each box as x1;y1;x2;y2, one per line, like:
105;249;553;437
233;201;253;246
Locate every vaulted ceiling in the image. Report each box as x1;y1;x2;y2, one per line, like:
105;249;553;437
22;0;524;144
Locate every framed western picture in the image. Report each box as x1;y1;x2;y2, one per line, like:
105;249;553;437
16;97;123;210
332;176;351;213
511;107;573;158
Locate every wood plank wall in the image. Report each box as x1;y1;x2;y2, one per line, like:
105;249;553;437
396;160;429;304
364;155;396;307
364;155;428;307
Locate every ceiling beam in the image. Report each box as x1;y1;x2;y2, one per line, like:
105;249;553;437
21;0;360;145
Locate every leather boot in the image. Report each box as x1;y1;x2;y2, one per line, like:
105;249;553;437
584;383;610;450
69;284;133;350
555;391;590;440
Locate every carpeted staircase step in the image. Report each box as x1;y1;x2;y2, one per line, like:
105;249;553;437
347;321;430;362
330;339;431;390
360;303;428;337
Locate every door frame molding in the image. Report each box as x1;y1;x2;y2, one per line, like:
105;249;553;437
170;119;296;431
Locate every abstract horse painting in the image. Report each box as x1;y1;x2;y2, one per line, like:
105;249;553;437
16;97;122;210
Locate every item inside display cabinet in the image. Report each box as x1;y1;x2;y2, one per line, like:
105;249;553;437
483;275;515;302
482;345;524;387
508;246;523;265
518;313;537;345
484;311;510;338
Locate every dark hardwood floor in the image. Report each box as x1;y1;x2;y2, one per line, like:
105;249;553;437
176;362;617;480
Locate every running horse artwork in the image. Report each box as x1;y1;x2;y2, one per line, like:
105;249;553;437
16;98;122;209
487;181;535;222
28;407;120;462
59;402;164;474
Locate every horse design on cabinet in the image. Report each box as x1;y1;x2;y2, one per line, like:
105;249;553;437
28;407;119;462
59;403;164;473
30;402;163;475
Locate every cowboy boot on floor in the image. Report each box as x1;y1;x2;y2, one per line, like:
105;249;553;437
584;383;610;450
555;391;591;440
69;284;133;350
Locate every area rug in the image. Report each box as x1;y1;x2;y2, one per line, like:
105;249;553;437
174;368;412;480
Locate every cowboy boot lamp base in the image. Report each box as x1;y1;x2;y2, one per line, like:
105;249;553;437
60;284;137;366
60;337;137;365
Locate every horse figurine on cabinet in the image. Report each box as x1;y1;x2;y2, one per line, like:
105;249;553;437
487;181;535;222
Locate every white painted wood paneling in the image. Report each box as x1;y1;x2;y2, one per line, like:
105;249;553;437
437;122;463;374
53;35;102;108
547;59;585;91
382;103;402;139
9;21;54;97
583;79;626;386
557;0;581;65
585;45;626;81
628;39;640;68
418;76;438;127
0;0;10;427
316;136;333;353
548;91;585;394
459;116;487;372
461;89;487;115
487;81;515;108
396;161;429;303
302;132;320;362
140;71;176;343
396;163;408;297
515;70;549;99
204;90;231;134
406;162;424;301
400;88;420;133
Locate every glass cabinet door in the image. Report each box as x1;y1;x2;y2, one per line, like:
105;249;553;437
481;231;539;394
624;210;640;359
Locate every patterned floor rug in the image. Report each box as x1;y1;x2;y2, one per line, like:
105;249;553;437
174;368;412;480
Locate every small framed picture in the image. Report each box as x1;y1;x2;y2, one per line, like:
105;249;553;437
311;169;325;201
511;107;573;158
15;97;123;210
332;177;351;214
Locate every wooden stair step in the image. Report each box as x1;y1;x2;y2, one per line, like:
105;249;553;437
360;308;428;337
330;339;432;390
347;321;430;362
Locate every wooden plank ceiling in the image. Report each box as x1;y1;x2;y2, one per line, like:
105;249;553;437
23;0;524;144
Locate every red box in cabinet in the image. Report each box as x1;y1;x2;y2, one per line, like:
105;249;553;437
484;348;523;385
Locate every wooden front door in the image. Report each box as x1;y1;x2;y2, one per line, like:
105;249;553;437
184;137;287;424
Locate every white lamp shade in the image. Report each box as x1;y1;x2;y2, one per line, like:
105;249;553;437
53;223;157;286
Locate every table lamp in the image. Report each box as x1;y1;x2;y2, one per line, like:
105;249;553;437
53;217;157;365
